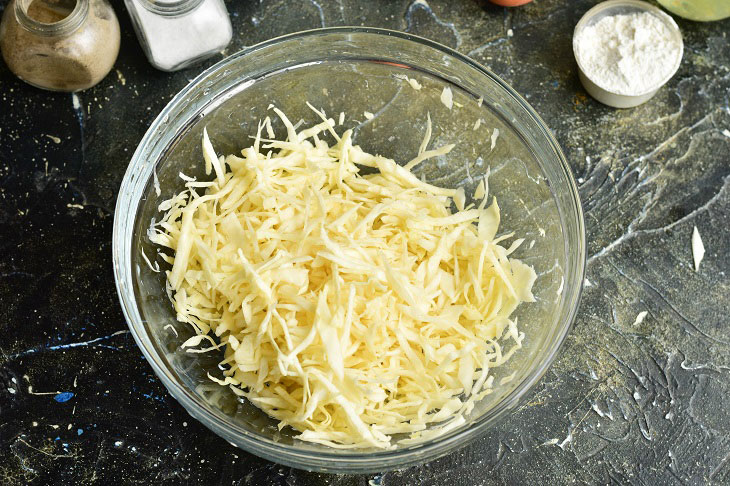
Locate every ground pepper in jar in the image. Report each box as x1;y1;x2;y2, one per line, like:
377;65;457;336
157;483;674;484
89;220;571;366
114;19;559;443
0;0;120;92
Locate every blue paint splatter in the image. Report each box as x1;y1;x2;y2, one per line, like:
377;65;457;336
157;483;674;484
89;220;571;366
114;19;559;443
54;392;74;403
141;391;166;402
77;429;84;435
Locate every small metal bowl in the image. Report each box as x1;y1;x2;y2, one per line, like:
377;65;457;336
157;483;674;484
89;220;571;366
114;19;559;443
573;0;683;108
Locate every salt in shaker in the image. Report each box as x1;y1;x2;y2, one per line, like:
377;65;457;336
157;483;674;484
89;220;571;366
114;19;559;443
124;0;232;72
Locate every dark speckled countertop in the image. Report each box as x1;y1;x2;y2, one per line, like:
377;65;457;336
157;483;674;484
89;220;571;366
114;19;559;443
1;1;729;484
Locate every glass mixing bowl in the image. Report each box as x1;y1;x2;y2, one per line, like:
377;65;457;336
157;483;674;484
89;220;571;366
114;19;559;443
113;27;585;473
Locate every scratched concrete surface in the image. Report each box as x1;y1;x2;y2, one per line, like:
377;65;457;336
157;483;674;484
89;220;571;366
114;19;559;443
1;0;729;484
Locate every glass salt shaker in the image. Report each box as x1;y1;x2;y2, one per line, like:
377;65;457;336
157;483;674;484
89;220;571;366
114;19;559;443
0;0;120;91
124;0;232;72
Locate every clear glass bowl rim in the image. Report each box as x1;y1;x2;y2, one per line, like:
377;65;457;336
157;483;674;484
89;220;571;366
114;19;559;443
112;26;585;473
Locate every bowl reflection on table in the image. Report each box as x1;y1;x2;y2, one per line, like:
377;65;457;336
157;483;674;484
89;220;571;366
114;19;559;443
112;27;584;473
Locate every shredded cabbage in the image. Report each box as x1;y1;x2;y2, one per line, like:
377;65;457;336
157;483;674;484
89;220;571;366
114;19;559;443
149;105;537;449
394;74;423;91
692;226;704;272
440;87;453;110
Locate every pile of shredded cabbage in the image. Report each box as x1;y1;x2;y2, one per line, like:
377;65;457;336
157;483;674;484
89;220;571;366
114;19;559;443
149;104;537;449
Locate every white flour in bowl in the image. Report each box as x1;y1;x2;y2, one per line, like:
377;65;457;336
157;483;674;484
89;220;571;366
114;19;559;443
574;11;682;96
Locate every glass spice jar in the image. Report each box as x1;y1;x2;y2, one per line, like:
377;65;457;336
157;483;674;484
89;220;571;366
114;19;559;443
0;0;120;92
124;0;232;72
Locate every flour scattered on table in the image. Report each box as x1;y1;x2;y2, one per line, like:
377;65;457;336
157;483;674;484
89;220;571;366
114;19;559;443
691;226;704;272
440;86;453;110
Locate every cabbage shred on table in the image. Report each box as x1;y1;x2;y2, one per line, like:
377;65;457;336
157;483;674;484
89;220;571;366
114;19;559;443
149;105;537;449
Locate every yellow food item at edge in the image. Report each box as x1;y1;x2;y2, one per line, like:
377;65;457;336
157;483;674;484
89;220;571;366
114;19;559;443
149;105;537;449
